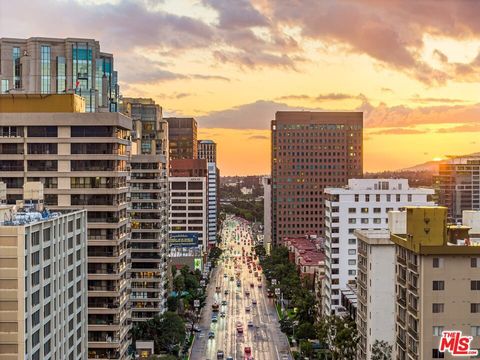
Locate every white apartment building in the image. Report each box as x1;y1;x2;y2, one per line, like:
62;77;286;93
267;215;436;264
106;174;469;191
206;162;218;246
0;203;88;360
323;179;434;315
355;229;396;360
169;176;207;269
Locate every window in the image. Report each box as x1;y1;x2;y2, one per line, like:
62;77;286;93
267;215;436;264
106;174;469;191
348;259;356;265
472;303;480;313
408;194;412;202
354;194;359;202
32;290;40;307
32;309;40;327
348;208;356;213
348;270;356;276
432;349;445;358
348;249;356;255
44;320;51;336
43;246;50;261
32;329;40;347
31;270;40;286
373;218;381;224
348;239;356;245
31;251;40;266
433;281;445;291
396;194;401;202
433;326;444;336
472;281;480;291
40;45;51;94
365;194;370;202
361;218;368;224
31;231;40;246
432;303;444;313
376;194;380;202
43;265;50;280
386;194;391;202
348;218;356;224
44;302;51;317
43;283;50;298
472;258;479;268
44;339;51;356
472;326;480;336
433;257;443;268
373;208;381;213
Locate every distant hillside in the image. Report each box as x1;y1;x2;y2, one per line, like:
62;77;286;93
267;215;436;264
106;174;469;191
399;160;442;173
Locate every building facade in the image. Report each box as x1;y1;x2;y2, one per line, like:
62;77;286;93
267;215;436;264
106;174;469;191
0;95;132;359
197;140;216;163
391;207;480;360
0;37;118;112
262;176;272;254
435;156;480;223
122;98;169;322
168;176;207;269
323;179;434;315
0;202;88;360
271;111;363;245
355;229;396;360
165;118;197;160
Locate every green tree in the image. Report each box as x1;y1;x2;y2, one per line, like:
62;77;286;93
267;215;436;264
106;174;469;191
166;296;179;312
317;315;359;360
371;340;393;360
279;317;294;336
295;322;316;341
299;340;314;358
173;275;185;292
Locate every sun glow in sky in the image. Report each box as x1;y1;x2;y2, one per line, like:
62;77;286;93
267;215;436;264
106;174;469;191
2;0;480;175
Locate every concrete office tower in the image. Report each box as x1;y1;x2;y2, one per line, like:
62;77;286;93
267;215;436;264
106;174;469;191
0;94;132;359
262;176;272;254
0;37;119;112
355;229;395;360
391;207;480;360
197;140;216;163
169;159;208;269
122;98;169;321
435;155;480;223
271;111;363;245
165;117;197;160
323;179;434;315
0;186;88;360
198;140;219;246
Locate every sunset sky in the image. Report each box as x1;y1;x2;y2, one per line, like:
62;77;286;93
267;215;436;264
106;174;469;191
2;0;480;175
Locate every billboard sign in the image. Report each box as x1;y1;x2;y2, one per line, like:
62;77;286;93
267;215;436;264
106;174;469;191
169;233;199;248
194;258;202;271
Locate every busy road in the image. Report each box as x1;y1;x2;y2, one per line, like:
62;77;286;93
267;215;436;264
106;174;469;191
191;215;291;360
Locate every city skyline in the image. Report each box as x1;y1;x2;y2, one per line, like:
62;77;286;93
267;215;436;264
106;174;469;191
1;0;480;175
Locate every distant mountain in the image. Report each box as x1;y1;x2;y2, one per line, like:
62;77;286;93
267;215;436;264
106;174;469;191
399;160;443;173
399;152;480;173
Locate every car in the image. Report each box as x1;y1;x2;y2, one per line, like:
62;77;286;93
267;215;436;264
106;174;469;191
247;320;254;327
244;347;252;358
249;269;252;273
211;315;218;323
217;350;224;359
245;306;251;312
258;283;262;288
220;311;226;318
208;331;215;339
245;291;250;297
252;299;257;305
224;273;227;278
250;283;254;288
230;276;234;281
224;289;229;295
222;300;227;305
226;357;234;360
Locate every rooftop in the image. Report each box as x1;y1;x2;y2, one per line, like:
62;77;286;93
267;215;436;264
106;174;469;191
0;206;61;226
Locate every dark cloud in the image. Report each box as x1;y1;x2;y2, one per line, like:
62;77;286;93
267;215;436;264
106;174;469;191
410;95;467;104
436;123;480;133
276;93;366;102
190;74;230;82
369;128;428;135
203;0;269;29
248;135;269;140
199;99;480;130
213;50;296;69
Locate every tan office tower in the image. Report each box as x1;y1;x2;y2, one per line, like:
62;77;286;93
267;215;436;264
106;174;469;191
0;94;132;359
165;117;198;160
0;37;119;112
391;207;480;360
121;98;169;321
271;111;363;245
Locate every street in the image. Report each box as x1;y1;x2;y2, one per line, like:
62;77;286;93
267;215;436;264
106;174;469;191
191;216;291;360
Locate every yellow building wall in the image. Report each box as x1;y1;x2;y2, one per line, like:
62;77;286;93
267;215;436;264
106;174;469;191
0;94;85;113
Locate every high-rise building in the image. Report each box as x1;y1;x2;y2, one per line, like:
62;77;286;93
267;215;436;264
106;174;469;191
0;94;132;359
391;207;480;360
0;183;88;360
197;140;216;163
0;37;119;112
435;155;480;222
262;176;272;253
323;179;434;315
271;111;363;245
165;117;197;160
198;140;219;247
122;98;169;322
355;229;395;360
169;159;208;269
